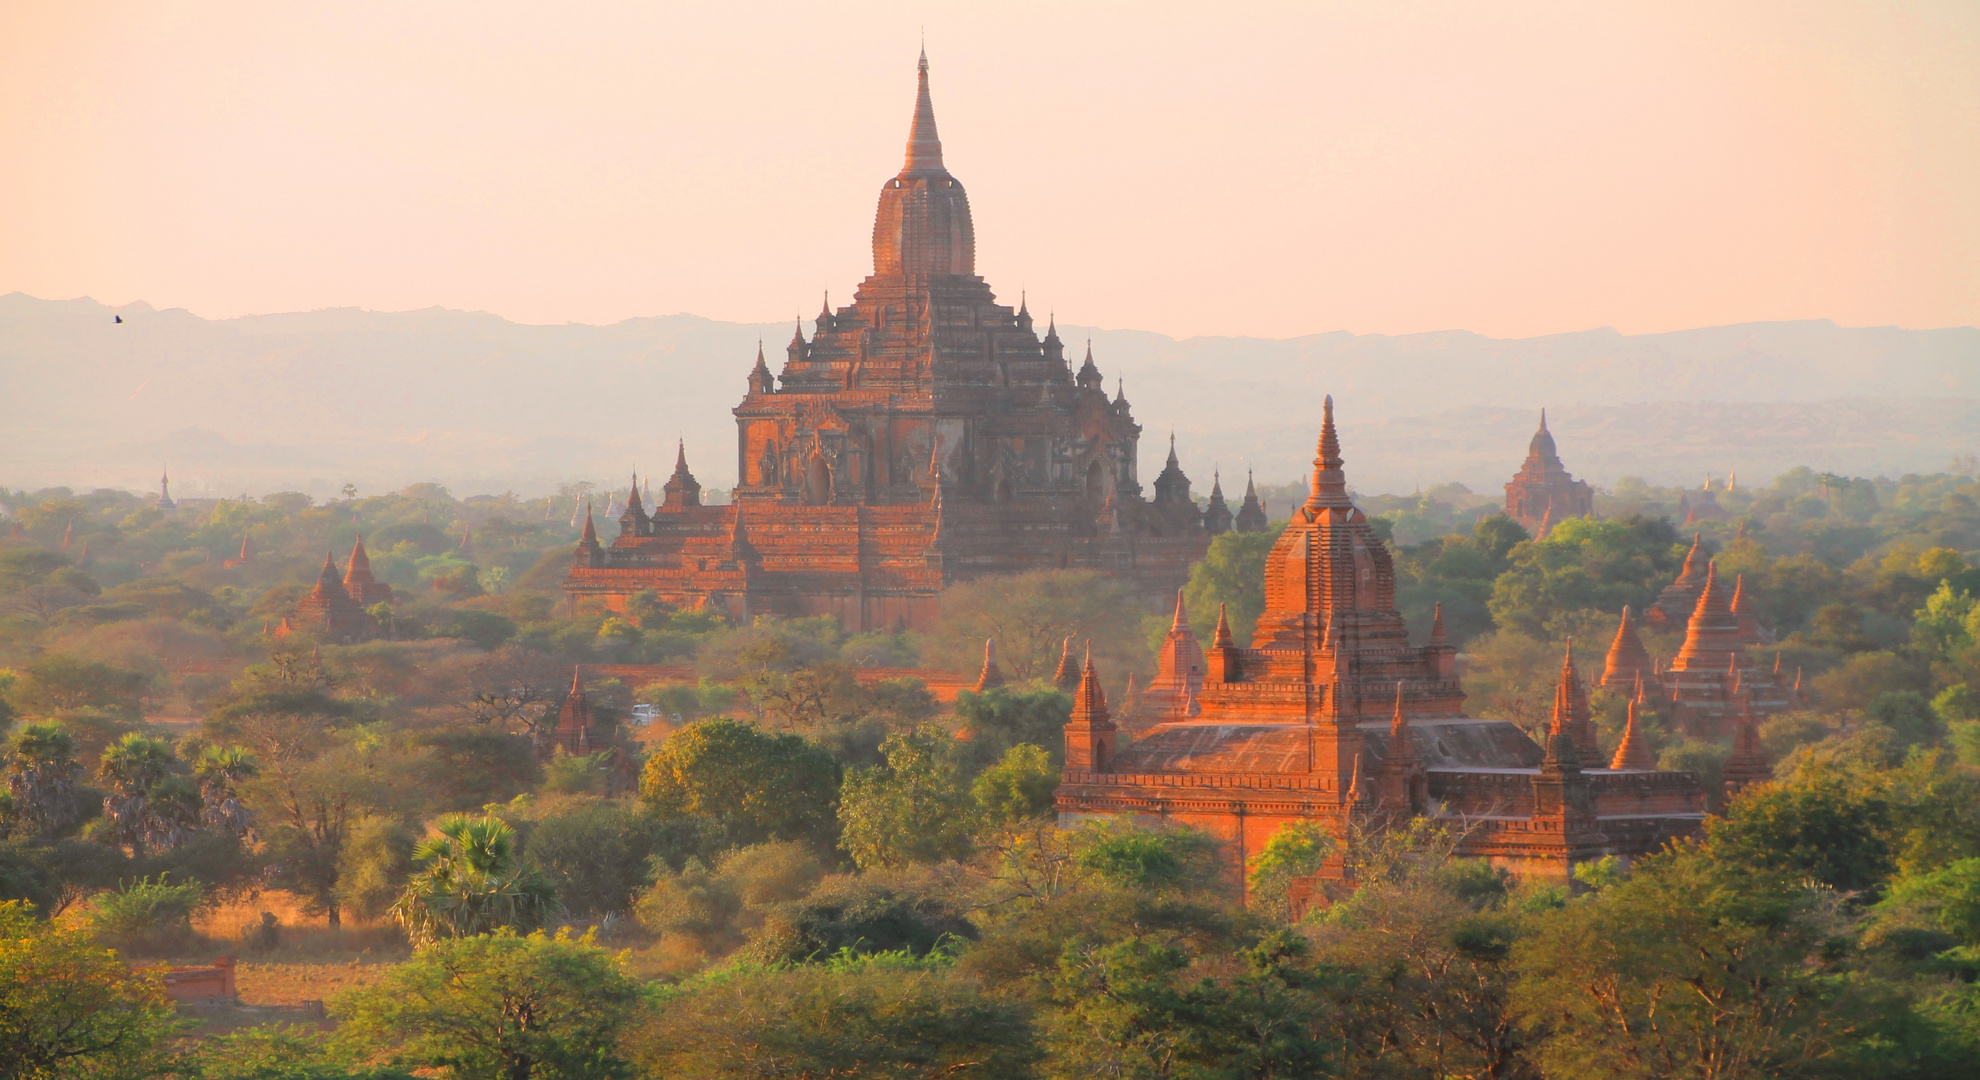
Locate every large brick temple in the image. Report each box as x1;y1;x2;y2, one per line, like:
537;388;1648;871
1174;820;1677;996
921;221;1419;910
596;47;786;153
1057;399;1709;885
562;53;1210;630
1503;410;1594;537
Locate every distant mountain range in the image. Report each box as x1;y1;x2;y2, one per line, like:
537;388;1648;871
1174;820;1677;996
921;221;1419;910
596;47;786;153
4;292;1976;500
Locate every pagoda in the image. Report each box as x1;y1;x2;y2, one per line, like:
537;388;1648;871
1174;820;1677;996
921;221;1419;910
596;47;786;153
1057;400;1707;886
562;53;1210;629
342;535;394;605
282;554;373;643
1503;411;1593;535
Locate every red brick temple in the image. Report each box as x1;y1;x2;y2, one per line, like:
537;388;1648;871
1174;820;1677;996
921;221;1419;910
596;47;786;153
279;552;373;644
1057;399;1708;885
1503;410;1594;537
562;54;1210;630
1604;561;1794;741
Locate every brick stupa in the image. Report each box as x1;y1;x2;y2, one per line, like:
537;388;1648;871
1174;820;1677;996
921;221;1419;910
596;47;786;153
562;53;1210;629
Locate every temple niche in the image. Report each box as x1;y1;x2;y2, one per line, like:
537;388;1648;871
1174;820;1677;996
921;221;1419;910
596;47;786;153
1504;410;1594;538
563;53;1211;630
1058;398;1710;889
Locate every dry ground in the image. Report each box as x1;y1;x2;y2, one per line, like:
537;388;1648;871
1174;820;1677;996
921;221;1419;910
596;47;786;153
159;892;409;1034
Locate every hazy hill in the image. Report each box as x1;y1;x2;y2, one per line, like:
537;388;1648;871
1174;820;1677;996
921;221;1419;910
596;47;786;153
4;292;1976;500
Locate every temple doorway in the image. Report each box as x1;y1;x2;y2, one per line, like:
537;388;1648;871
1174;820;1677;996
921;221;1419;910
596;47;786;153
1085;458;1108;505
804;455;833;505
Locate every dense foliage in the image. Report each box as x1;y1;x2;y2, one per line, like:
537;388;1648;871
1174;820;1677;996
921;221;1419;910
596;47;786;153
2;461;1978;1076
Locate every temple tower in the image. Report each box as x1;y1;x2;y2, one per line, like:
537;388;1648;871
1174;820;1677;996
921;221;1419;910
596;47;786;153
1503;410;1593;535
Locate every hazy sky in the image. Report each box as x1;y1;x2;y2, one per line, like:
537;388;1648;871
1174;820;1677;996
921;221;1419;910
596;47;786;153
3;1;1975;339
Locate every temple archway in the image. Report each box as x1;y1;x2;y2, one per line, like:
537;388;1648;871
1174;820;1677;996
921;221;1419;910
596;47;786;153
1085;458;1108;505
804;454;833;505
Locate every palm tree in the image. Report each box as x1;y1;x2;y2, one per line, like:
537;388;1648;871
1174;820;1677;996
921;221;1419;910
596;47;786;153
97;733;179;854
5;722;84;836
194;745;258;837
390;813;560;946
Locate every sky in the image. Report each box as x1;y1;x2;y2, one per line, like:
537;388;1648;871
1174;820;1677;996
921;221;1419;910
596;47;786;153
2;1;1976;340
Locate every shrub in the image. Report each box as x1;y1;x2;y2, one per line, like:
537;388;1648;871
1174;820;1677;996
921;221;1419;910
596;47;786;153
89;874;204;954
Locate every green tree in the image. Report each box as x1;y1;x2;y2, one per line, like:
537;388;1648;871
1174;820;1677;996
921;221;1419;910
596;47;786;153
1246;819;1334;925
6;722;87;837
96;734;190;855
1707;776;1898;895
838;723;978;870
1073;820;1220;893
638;718;840;849
1303;824;1528;1080
0;900;183;1079
1182;524;1287;646
9;656;147;720
1487;515;1684;638
972;743;1059;827
1512;844;1911;1080
955;686;1071;769
521;800;668;918
334;814;416;922
193;1023;417;1080
193;744;258;837
208;688;368;925
629;955;1037;1080
744;875;977;964
1912;582;1976;657
391;814;559;946
930;569;1146;682
334;928;641;1080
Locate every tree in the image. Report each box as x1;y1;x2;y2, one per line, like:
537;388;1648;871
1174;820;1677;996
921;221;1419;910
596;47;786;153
335;814;416;923
838;724;978;870
0;900;182;1079
972;744;1059;827
208;688;366;924
390;814;559;946
9;656;147;719
1246;819;1334;925
628;955;1037;1080
1512;844;1888;1080
192;1023;417;1080
744;874;977;964
334;928;642;1080
1048;930;1345;1080
1182;525;1287;646
930;570;1145;682
96;734;191;855
638;718;840;849
1298;820;1532;1080
1486;515;1683;638
955;686;1071;769
193;744;257;837
6;722;87;837
521;800;669;918
1707;777;1898;896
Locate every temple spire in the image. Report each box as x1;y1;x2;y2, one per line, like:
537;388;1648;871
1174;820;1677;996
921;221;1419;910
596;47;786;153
1211;603;1233;648
1170;587;1188;632
1052;636;1080;692
1609;697;1657;770
902;48;944;176
1072;642;1108;723
1304;395;1351;511
974;637;1005;691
